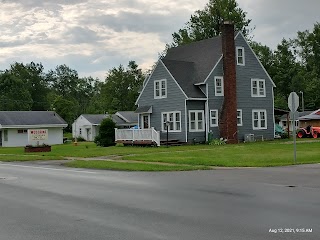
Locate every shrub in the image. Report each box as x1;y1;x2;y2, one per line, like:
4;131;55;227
94;117;116;147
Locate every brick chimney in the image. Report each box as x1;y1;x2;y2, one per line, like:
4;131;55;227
219;21;238;143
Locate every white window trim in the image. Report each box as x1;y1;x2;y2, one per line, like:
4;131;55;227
189;110;205;132
252;109;267;130
237;109;243;126
210;110;218;127
214;76;224;96
236;46;245;66
140;114;150;129
161;111;181;132
251;79;266;97
154;79;167;99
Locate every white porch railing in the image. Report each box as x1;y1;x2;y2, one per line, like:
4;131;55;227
115;128;160;146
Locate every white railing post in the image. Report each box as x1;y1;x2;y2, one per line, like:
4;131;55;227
115;128;118;141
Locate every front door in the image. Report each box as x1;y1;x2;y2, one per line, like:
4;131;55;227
141;114;150;129
0;131;2;146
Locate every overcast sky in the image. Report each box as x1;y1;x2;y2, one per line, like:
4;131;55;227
1;0;319;80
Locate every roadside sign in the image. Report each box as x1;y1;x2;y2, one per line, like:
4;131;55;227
28;129;48;141
288;92;299;112
289;111;299;120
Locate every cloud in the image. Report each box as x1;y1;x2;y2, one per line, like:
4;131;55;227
1;0;319;80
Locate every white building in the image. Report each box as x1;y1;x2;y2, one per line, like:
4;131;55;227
0;111;68;147
72;111;138;141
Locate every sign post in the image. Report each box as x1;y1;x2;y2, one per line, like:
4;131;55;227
288;92;299;164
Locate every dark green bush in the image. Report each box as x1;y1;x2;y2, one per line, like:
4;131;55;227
94;117;116;147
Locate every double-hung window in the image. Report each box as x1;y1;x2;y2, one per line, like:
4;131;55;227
210;110;218;127
237;109;243;126
251;79;266;97
162;111;181;132
236;47;245;66
154;79;167;99
252;110;267;130
189;110;205;132
214;76;224;96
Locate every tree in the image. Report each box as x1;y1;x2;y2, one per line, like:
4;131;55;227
94;118;116;147
94;61;144;113
250;41;275;75
0;71;33;110
272;39;303;109
293;23;320;109
171;0;252;46
8;62;49;110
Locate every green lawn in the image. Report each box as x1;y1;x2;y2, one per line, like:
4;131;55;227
1;139;320;170
65;160;210;171
123;141;320;167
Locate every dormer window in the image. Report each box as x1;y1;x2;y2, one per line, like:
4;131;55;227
154;79;167;99
236;47;245;66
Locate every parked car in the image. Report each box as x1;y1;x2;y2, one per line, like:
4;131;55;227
297;125;320;138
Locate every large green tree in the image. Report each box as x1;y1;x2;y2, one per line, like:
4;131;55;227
90;61;144;113
8;62;49;110
171;0;252;46
0;71;33;110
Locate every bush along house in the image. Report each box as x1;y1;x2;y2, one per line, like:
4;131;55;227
135;22;275;144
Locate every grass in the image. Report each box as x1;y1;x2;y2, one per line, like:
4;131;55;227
1;139;320;170
123;141;320;167
65;160;210;171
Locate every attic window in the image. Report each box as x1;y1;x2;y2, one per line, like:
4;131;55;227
236;47;245;66
214;76;224;96
154;79;167;99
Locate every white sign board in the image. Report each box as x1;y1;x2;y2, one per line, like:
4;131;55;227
28;129;48;141
288;92;299;112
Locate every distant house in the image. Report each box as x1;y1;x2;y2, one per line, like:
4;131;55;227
134;22;275;144
279;111;314;132
0;111;67;147
299;109;320;128
72;111;138;141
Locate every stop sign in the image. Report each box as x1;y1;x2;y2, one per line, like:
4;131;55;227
288;92;299;112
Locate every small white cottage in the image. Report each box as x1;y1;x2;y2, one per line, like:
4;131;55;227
72;111;138;141
0;111;67;147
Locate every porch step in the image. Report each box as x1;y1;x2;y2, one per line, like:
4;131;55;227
160;139;185;146
116;140;157;146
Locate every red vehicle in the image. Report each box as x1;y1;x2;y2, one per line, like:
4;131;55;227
297;125;320;138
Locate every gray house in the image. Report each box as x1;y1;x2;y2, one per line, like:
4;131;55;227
135;22;275;143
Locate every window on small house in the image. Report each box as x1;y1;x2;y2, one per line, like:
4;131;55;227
17;129;27;134
251;79;266;97
210;110;218;127
4;130;8;141
189;110;205;132
236;47;245;66
252;110;267;130
161;111;181;132
214;76;224;96
237;109;243;126
154;79;167;99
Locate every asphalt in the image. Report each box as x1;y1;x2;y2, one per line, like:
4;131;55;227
0;161;319;240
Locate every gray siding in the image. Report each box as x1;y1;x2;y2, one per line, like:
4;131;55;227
186;100;206;143
206;33;275;141
207;60;224;139
137;61;187;142
235;34;274;140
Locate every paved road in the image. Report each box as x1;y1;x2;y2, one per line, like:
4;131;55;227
0;161;319;240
